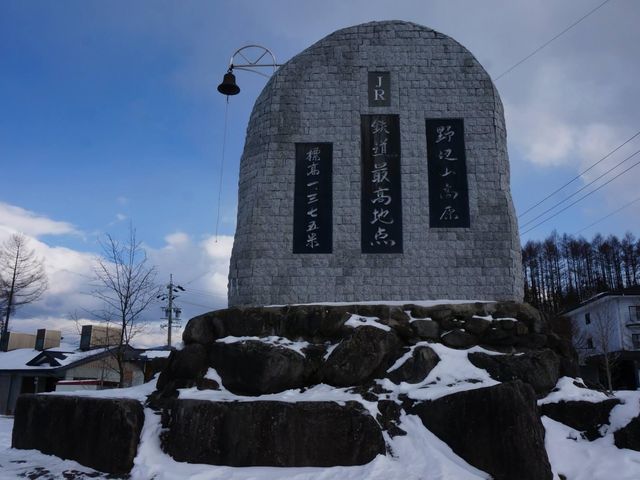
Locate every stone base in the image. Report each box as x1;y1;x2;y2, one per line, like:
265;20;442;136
12;394;144;475
162;400;385;467
11;301;597;478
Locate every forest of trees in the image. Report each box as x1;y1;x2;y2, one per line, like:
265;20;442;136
522;231;640;315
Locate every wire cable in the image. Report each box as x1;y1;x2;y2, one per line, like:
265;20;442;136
495;0;612;81
521;155;640;235
519;129;640;218
214;96;230;242
575;195;640;235
520;148;640;228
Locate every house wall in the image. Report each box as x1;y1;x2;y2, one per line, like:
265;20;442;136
566;297;624;353
0;374;27;415
64;357;144;387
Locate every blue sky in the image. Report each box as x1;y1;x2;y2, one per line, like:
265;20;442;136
1;0;639;345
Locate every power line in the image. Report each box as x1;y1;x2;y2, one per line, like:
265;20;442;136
519;129;640;218
521;155;640;235
575;195;640;235
495;0;613;81
520;148;640;228
179;299;221;310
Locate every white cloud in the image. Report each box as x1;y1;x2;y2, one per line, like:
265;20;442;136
1;204;233;348
0;202;79;238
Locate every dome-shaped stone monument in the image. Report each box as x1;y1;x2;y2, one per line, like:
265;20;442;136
228;20;523;306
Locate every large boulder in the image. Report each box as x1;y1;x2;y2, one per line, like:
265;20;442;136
209;340;310;395
387;346;440;384
412;381;552;480
161;400;385;467
321;326;402;387
441;329;477;349
12;394;144;475
410;319;440;339
155;343;210;395
468;349;561;396
540;398;620;441
614;415;640;451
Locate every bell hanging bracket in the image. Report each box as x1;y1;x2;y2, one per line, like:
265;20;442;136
217;45;280;96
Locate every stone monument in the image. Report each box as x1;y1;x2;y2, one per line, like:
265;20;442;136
228;20;523;306
13;23;614;480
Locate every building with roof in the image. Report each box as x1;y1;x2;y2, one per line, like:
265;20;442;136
563;286;640;389
0;326;171;415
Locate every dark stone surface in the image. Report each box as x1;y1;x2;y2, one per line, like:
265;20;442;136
411;319;440;339
412;381;552;480
465;316;491;335
545;333;580;377
12;394;144;475
156;343;209;394
209;340;309;395
480;327;516;347
321;326;402;387
540;398;620;440
161;399;385;467
377;399;406;437
441;329;477;349
468;349;561;396
614;415;640;451
439;317;467;331
387;346;440;384
492;302;546;334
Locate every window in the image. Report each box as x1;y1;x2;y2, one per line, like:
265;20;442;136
587;337;594;349
633;334;640;350
630;306;640;323
585;313;591;325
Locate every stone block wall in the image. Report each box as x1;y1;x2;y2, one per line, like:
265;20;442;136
228;20;523;306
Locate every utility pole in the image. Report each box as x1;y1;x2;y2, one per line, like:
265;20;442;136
158;274;184;347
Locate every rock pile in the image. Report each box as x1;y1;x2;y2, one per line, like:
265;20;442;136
148;301;578;480
13;301;640;479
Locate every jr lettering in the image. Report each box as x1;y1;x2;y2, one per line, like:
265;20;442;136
374;76;385;101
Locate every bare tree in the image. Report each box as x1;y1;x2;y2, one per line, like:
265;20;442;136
0;234;48;346
92;227;159;387
590;311;620;393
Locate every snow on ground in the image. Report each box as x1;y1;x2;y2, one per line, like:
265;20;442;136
44;375;159;401
543;416;640;480
130;408;490;480
379;342;501;401
608;391;640;433
0;415;115;479
538;376;612;405
5;337;640;479
344;314;391;332
217;335;310;356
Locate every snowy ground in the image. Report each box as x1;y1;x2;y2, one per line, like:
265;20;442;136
3;340;640;479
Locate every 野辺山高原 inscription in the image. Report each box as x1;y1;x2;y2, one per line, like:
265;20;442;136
293;143;333;254
361;115;402;253
426;118;470;228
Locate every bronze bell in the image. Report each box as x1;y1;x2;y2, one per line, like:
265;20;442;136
217;71;240;96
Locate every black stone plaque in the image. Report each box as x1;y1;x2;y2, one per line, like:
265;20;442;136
368;72;390;107
426;118;470;228
293;143;332;253
361;115;402;253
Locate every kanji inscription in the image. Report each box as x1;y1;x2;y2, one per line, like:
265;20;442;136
361;115;402;253
426;118;470;228
293;143;333;253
